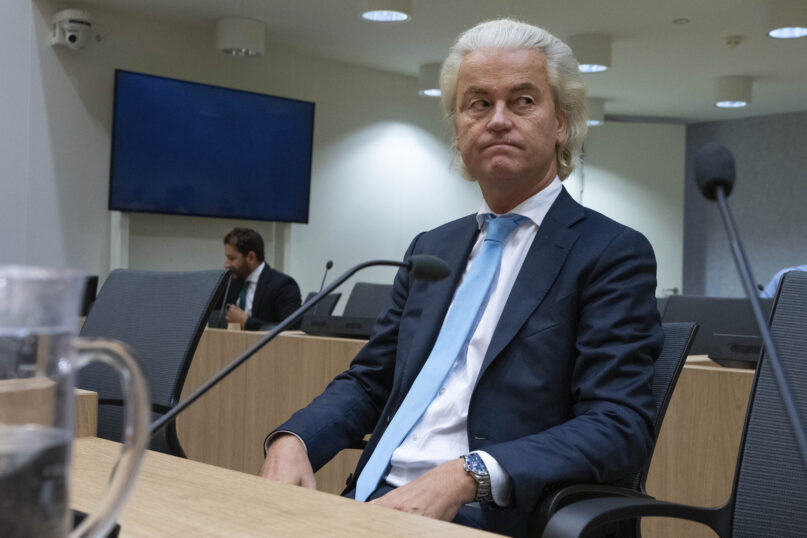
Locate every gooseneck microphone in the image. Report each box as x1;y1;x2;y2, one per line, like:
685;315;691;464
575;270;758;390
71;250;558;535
693;142;807;469
216;269;234;327
150;254;451;436
319;260;334;292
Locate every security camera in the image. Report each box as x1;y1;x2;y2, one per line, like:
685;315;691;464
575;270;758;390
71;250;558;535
50;9;92;51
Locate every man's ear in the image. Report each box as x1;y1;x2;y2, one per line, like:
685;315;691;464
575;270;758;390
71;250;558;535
555;112;568;146
246;251;258;267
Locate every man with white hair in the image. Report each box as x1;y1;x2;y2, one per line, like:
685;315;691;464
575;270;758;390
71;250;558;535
260;19;662;536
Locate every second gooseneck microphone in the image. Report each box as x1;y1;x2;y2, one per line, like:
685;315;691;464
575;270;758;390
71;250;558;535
693;142;807;470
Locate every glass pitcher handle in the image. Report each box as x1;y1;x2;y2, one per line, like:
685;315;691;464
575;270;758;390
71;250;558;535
70;339;150;538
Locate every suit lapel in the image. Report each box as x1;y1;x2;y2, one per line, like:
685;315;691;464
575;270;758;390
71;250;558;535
398;216;479;388
480;188;584;376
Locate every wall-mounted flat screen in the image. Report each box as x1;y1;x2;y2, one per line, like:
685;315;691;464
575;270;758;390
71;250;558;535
109;70;314;223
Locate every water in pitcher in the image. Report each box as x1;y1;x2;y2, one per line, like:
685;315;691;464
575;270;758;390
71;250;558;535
0;328;74;537
0;423;71;537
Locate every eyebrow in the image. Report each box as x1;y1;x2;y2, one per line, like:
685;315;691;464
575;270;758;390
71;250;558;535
461;82;541;99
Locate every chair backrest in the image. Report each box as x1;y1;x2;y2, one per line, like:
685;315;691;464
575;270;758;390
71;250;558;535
623;322;698;492
81;275;98;316
662;295;773;355
304;291;342;316
730;271;807;536
78;269;228;456
343;283;392;318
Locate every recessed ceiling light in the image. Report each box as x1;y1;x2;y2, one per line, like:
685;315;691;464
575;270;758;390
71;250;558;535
216;18;265;57
714;76;752;109
769;26;807;38
765;0;807;39
359;0;412;23
418;62;442;97
587;98;605;126
568;34;612;74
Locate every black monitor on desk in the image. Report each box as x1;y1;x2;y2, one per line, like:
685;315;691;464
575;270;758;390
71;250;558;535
661;295;774;367
301;283;392;340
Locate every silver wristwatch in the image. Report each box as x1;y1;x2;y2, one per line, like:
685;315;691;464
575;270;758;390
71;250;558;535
462;452;492;503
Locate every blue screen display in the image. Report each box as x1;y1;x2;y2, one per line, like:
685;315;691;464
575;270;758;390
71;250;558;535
109;70;314;223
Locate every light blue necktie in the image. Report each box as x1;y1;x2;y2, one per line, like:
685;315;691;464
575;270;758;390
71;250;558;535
354;213;526;501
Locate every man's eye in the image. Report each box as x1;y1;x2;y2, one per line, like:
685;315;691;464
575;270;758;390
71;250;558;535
469;100;489;111
517;96;535;106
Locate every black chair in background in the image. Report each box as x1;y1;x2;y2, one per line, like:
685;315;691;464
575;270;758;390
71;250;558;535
655;296;668;318
78;269;228;456
661;295;774;355
537;322;698;537
303;291;342;316
81;275;98;317
343;283;393;318
543;271;807;538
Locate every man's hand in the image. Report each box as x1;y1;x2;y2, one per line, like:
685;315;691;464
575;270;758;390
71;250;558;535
259;434;317;489
369;458;477;521
226;304;248;328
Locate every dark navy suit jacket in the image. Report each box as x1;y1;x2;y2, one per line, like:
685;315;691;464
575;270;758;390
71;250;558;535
278;188;663;536
227;264;302;330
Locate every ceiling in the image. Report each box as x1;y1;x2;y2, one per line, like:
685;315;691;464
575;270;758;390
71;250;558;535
75;0;807;123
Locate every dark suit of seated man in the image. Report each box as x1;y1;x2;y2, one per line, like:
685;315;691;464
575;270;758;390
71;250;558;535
222;227;302;331
259;19;663;538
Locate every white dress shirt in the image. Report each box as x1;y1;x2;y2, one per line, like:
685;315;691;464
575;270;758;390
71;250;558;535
244;262;265;316
385;178;562;506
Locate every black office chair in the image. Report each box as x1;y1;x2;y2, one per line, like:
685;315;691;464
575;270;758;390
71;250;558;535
537;322;698;537
78;269;228;457
543;271;807;538
661;295;773;355
303;291;342;316
343;283;393;318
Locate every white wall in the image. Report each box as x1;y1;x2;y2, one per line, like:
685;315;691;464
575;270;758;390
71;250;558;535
579;122;686;295
1;0;33;264
5;1;684;304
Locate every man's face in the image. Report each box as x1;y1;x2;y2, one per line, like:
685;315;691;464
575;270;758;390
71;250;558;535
454;48;566;210
224;243;251;279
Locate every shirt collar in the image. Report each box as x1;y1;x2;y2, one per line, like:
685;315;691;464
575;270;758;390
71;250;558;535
246;261;265;284
475;176;563;229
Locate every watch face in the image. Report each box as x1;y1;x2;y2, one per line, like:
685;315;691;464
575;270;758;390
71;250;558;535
464;453;487;475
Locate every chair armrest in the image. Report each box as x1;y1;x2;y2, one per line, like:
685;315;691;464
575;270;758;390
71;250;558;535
540;483;651;521
542;496;727;538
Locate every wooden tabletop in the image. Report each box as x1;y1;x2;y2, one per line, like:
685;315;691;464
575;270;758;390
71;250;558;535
71;437;494;537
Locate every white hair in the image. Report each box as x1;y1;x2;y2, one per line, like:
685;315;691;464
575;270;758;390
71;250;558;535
440;19;588;180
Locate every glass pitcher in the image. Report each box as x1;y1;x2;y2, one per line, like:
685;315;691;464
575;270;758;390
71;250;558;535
0;266;150;537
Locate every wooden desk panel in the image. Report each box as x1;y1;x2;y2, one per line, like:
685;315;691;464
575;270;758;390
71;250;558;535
71;437;492;537
75;388;97;438
642;357;754;537
176;329;366;494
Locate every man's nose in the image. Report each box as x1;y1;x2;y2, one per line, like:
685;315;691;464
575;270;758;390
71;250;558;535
487;102;512;131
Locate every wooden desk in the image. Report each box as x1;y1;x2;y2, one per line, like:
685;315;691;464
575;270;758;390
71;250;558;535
75;388;98;438
643;355;754;537
71;437;492;537
177;332;756;536
177;329;366;494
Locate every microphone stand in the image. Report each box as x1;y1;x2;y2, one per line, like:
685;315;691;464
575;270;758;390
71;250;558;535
216;271;233;327
715;186;807;469
151;258;423;436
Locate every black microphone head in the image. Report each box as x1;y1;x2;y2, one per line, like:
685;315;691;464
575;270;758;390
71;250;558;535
694;143;735;201
325;260;333;269
406;254;451;282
